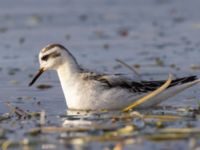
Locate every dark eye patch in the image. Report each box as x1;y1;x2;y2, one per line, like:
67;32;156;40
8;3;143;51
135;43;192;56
41;51;61;61
41;54;49;61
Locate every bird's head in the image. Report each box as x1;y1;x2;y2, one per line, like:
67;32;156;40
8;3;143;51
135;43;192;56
29;43;77;86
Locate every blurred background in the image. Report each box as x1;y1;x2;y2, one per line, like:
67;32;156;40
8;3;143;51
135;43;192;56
0;0;200;149
0;0;200;107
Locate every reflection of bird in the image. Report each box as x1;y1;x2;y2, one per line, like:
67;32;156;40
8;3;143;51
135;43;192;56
29;44;200;110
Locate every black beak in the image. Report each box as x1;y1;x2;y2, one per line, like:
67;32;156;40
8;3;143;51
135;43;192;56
29;68;45;86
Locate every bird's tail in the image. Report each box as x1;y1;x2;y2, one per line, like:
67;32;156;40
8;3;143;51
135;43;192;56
168;76;198;88
138;76;200;108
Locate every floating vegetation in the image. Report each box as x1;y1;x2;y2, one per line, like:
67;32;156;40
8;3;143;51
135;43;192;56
0;113;11;122
1;138;51;150
0;104;200;150
145;128;200;141
9;80;20;85
190;64;200;70
5;102;41;119
0;1;199;150
27;15;42;26
115;59;140;78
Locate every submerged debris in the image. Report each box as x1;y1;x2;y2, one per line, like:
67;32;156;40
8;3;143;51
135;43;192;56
5;102;40;119
19;37;25;45
118;28;129;37
5;102;30;119
155;57;165;66
36;84;53;90
0;105;200;150
40;110;46;126
0;113;11;122
7;68;20;76
190;64;200;70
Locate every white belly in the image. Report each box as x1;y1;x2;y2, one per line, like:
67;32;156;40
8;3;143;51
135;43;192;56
61;79;138;110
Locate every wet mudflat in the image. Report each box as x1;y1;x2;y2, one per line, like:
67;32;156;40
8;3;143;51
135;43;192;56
0;0;200;149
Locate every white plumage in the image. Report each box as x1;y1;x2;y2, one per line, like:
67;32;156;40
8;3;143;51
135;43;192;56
29;44;200;110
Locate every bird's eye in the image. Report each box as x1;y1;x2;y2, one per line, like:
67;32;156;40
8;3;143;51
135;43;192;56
41;54;49;61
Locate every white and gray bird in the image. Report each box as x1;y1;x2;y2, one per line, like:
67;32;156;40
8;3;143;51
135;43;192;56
29;44;200;110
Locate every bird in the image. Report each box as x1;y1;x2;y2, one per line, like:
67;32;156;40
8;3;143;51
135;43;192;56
29;44;200;111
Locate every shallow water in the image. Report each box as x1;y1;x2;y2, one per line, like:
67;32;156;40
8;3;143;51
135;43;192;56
1;0;200;149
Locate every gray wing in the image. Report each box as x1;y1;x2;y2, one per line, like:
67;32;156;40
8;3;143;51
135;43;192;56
81;72;197;93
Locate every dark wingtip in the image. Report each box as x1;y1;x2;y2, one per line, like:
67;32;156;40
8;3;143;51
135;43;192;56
168;75;198;88
181;76;198;83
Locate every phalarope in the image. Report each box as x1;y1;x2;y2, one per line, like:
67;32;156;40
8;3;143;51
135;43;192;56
29;44;200;110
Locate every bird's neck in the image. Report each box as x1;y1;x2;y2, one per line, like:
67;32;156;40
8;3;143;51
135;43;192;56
56;61;81;108
57;61;80;81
